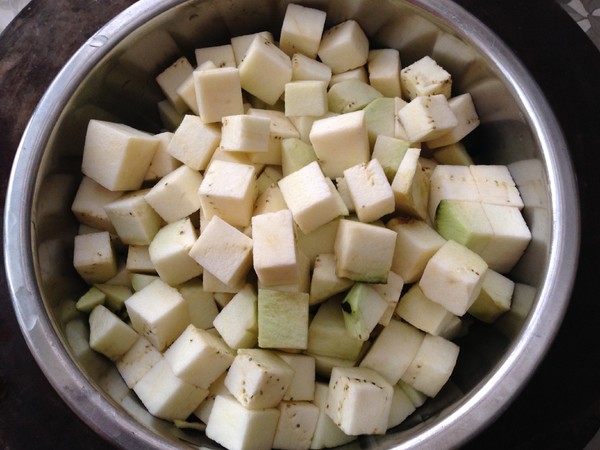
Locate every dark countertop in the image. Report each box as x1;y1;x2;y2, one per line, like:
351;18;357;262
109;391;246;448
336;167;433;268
1;0;600;449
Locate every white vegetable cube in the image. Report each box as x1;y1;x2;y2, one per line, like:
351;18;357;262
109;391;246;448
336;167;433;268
479;204;532;273
195;44;236;68
400;55;452;100
334;219;397;283
194;67;244;123
116;336;162;388
144;164;203;223
428;93;480;148
401;333;460;397
88;304;138;361
391;147;430;221
213;284;258;349
188;215;253;287
284;80;328;117
103;189;162;246
258;289;309;350
318;20;369;74
219;114;271;153
71;176;122;233
175;72;199;115
133;358;209;421
309;110;370;179
273;401;320;450
144;131;181;182
359;319;424;385
343;159;395;223
428;165;480;221
277;352;316;401
291;53;332;83
73;231;118;284
309;253;354;305
398;94;458;143
199;160;257;228
368;48;402;97
252;209;299;286
164;324;234;388
124;278;190;351
224;348;295;409
388;383;417;429
372;270;405;326
206;394;280;450
156;56;194;114
167;114;221;171
148;218;203;286
239;35;292;105
419;240;488;316
231;31;275;65
306;298;364;361
126;245;156;274
279;3;327;58
396;284;457;335
326;366;393;435
470;164;524;209
81;119;159;191
178;279;219;330
311;382;355;449
278;161;348;234
468;269;514;323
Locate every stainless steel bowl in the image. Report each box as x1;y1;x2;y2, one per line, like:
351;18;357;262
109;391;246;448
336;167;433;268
4;0;580;448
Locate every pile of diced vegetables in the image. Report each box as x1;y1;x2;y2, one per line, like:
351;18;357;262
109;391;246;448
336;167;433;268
69;3;532;449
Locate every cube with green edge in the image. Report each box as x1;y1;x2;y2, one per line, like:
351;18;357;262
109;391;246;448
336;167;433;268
372;135;410;182
258;289;309;350
364;97;396;146
75;286;106;313
327;79;383;114
434;199;493;254
468;268;514;323
306;297;364;361
341;283;388;341
94;283;132;313
280;137;317;177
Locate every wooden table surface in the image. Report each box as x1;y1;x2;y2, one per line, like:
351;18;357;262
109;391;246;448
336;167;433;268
1;0;600;448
